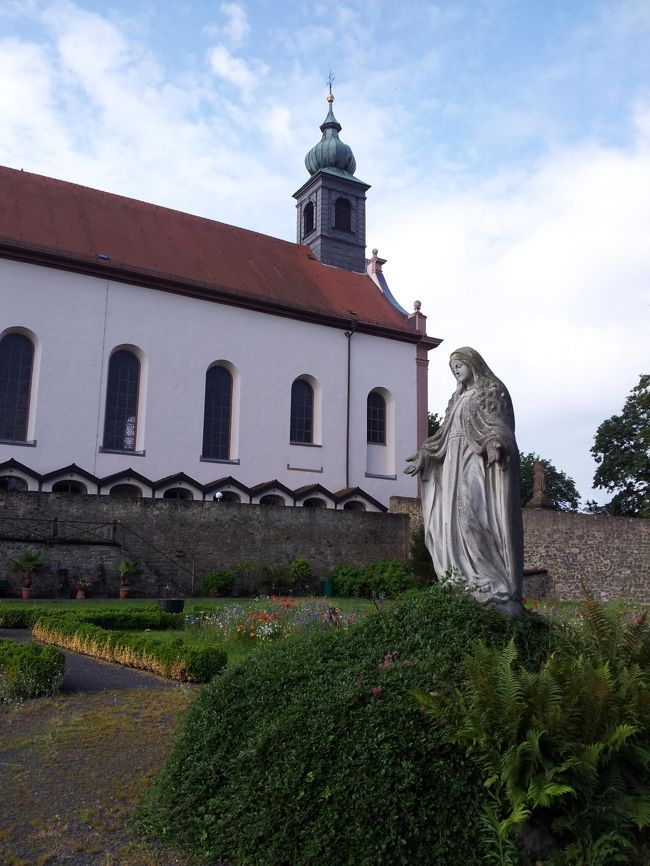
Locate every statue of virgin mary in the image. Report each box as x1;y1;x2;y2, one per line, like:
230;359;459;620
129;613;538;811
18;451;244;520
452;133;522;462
406;347;523;615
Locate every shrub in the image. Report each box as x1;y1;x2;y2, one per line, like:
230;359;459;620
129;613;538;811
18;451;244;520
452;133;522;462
0;639;64;701
416;585;650;864
199;569;235;597
140;584;553;866
331;560;415;597
32;618;226;682
290;556;312;583
409;524;436;585
0;605;180;630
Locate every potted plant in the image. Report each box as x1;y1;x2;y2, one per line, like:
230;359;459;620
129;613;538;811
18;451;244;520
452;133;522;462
118;559;142;599
74;577;91;599
9;549;46;600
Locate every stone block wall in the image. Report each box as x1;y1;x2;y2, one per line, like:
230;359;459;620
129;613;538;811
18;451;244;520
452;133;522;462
0;492;410;598
390;496;650;603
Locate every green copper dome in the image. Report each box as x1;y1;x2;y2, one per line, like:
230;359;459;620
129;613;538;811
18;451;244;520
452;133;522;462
305;94;357;178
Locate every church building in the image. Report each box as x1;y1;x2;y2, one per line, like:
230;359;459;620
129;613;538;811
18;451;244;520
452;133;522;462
0;94;440;509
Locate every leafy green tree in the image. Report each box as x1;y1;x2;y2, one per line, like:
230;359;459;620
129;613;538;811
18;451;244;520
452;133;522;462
591;374;650;518
519;452;581;512
427;412;441;437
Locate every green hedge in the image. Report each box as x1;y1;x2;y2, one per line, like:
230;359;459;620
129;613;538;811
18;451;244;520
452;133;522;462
140;585;554;866
331;559;415;597
0;638;65;701
0;605;180;630
32;617;226;683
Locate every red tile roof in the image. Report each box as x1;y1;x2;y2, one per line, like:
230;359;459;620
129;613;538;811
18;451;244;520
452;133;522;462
0;165;421;337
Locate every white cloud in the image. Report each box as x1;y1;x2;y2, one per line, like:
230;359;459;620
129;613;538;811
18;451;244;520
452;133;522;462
208;44;267;101
220;2;249;47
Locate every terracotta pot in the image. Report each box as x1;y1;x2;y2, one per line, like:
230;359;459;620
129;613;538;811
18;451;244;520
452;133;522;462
75;587;86;599
21;587;32;600
119;587;130;599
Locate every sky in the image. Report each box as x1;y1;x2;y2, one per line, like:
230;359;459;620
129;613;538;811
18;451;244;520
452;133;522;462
1;0;649;505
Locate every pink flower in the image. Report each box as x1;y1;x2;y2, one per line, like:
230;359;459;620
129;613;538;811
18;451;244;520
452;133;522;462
371;687;383;698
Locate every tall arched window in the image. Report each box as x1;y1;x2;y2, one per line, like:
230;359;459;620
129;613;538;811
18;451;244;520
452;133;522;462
0;333;34;442
202;365;232;460
290;378;313;443
103;350;140;451
334;197;351;231
367;391;386;444
303;201;315;236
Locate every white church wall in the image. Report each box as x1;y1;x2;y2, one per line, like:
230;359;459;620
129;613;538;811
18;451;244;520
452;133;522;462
0;258;420;504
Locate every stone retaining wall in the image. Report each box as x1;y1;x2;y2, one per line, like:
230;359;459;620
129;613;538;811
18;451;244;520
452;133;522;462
390;496;650;602
0;492;410;598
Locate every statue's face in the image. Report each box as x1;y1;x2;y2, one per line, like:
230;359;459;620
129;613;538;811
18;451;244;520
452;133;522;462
450;358;473;385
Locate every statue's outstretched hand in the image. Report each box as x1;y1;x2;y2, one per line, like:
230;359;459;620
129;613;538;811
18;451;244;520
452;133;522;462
404;452;425;476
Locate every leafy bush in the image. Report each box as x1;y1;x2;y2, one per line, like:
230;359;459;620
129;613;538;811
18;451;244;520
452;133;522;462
409;524;436;584
416;585;650;864
32;618;226;682
290;556;312;582
0;639;64;701
0;605;180;630
199;569;235;597
332;559;415;597
140;585;552;866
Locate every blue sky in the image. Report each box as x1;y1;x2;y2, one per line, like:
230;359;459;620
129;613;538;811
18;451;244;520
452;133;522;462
1;0;649;504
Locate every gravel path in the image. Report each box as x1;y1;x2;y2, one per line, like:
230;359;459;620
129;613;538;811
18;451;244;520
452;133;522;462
2;627;178;692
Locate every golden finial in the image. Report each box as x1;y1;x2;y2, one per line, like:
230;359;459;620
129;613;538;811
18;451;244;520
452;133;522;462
327;70;335;103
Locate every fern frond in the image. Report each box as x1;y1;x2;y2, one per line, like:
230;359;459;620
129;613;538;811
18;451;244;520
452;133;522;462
579;578;615;664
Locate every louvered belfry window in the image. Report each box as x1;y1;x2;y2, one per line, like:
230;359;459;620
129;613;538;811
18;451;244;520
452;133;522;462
103;350;140;451
303;201;315;236
334;197;352;231
0;333;34;441
202;365;232;460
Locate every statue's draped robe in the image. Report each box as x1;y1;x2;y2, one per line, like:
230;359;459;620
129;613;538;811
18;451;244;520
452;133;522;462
420;386;523;603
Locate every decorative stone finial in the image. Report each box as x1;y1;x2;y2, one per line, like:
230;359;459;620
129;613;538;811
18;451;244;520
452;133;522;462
413;300;422;312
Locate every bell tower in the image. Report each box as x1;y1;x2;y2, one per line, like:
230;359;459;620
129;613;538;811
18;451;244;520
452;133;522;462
293;90;370;274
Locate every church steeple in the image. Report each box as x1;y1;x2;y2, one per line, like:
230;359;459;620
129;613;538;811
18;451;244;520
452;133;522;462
293;89;370;274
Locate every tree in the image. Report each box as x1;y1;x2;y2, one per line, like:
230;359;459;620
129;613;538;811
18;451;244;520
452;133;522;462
519;452;581;511
427;412;441;437
591;374;650;517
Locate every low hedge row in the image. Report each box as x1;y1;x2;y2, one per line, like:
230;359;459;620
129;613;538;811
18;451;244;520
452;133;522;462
32;617;226;683
0;638;65;700
0;605;180;630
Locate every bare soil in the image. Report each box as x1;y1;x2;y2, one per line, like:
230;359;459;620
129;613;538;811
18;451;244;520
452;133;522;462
0;685;197;866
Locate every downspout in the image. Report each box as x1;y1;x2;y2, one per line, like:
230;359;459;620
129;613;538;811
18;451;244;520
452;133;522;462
344;322;356;488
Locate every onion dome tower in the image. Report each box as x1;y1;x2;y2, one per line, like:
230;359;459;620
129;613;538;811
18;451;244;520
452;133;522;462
293;91;370;274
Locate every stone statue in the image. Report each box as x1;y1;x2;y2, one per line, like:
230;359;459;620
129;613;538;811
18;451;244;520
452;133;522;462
405;347;523;615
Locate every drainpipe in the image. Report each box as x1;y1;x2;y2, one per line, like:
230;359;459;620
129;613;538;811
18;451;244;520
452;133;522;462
344;321;356;488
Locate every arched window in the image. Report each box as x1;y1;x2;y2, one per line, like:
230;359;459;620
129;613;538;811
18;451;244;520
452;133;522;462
0;333;34;442
343;500;366;511
103;350;140;451
163;487;193;500
290;378;313;444
109;483;142;499
259;494;285;507
52;480;87;494
216;491;241;504
367;391;387;444
0;475;28;492
334;197;351;231
202;366;232;460
303;201;315;236
303;497;326;509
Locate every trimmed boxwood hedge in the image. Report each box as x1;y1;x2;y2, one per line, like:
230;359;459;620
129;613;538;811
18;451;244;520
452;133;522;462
0;605;181;630
0;638;65;700
32;617;226;683
140;585;554;866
